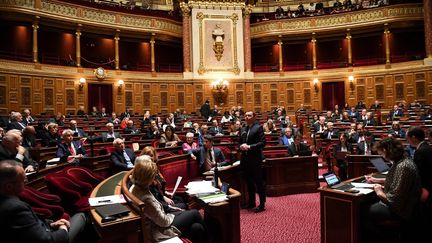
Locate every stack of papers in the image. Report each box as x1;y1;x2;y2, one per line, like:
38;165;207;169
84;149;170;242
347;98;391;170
185;180;219;196
198;192;228;203
89;194;127;206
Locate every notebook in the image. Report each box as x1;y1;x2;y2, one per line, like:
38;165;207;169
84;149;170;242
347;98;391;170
95;203;130;219
369;157;390;174
323;171;355;191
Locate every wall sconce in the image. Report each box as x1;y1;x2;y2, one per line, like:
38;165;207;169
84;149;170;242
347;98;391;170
118;79;124;92
211;78;229;106
313;78;319;93
79;78;86;91
348;75;355;91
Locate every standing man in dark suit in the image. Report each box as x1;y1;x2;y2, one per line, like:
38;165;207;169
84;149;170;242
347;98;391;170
189;134;227;173
56;129;87;164
407;127;432;203
239;111;266;213
199;100;211;119
287;134;310;156
0;160;87;243
110;138;136;172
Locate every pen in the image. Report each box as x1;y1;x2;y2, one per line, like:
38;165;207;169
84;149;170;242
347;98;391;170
98;200;112;203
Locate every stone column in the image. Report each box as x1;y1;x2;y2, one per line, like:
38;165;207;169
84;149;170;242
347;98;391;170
75;28;81;67
278;36;283;72
384;24;391;64
180;2;191;72
312;33;317;70
346;29;352;66
243;5;253;72
424;0;432;58
32;20;39;63
150;33;156;73
114;32;120;70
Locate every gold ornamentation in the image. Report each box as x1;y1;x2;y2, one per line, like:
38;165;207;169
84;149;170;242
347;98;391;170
179;2;191;17
212;24;225;61
94;67;106;79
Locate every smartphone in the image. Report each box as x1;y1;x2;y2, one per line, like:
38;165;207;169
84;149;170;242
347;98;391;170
221;182;230;194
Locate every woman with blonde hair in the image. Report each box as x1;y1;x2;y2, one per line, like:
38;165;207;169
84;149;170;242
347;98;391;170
131;155;206;243
140;146;187;212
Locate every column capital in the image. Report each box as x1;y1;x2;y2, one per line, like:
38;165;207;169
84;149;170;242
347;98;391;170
243;4;253;17
179;2;191;17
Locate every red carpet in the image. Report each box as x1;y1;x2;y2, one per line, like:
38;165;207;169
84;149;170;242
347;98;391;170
240;192;320;242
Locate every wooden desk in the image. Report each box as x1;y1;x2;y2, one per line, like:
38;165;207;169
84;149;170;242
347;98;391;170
318;180;376;243
264;156;319;196
90;172;141;243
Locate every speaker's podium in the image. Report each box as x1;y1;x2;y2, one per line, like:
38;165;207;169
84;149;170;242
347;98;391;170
318;176;377;243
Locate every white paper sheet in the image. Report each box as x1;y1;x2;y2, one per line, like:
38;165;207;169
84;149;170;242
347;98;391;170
89;194;127;206
171;176;182;196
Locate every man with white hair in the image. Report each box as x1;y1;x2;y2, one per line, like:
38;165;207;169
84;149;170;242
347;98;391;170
110;138;136;172
22;109;35;125
0;129;36;172
56;129;86;164
6;112;26;131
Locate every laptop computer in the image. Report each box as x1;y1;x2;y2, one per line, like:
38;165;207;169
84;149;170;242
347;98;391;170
95;203;130;219
369;157;390;174
323;171;355;191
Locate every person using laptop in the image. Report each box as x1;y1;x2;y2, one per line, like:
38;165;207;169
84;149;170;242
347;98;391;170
288;133;310;157
362;138;422;242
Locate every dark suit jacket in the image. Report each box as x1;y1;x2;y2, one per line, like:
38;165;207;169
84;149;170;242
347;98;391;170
189;147;226;172
0;144;37;169
209;126;224;135
7;121;26;130
0;195;68;243
71;128;87;137
239;121;266;176
322;129;339;139
110;148;136;172
287;143;309;156
414;142;432;196
357;141;377;155
313;122;325;133
56;141;87;160
22;135;37;148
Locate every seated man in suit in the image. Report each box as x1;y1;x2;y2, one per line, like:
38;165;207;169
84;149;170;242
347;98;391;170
0;130;37;172
209;119;224;136
6;111;26;131
357;131;377;155
189;134;227;173
69;120;87;137
0;160;87;243
100;122;121;142
123;120;140;134
313;116;326;136
387;104;403;121
287;133;310;157
110;138;136;171
56;129;87;164
280;127;294;146
322;122;339;140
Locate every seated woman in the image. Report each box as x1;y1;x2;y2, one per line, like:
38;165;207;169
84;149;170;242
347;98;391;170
159;126;181;147
182;132;199;153
362;138;422;242
263;119;277;134
131;155;207;243
333;133;353;180
140;146;187;212
220;111;233;124
388;121;406;138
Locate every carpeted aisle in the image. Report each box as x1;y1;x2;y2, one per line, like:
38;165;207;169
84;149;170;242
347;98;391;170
240;192;321;242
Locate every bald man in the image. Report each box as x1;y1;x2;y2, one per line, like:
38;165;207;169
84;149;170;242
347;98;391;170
0;130;36;172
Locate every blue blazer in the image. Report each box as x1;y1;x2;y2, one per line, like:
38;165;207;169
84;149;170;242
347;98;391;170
189;147;226;172
0;195;69;243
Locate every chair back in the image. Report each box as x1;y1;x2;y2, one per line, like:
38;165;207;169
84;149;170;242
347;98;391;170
64;166;104;187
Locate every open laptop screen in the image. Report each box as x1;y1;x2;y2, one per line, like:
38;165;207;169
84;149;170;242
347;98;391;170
369;157;390;173
323;172;340;187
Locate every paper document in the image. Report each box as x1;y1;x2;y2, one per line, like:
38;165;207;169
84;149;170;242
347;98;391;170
159;237;183;243
47;158;60;164
199;192;228;203
185;180;219;195
171;176;182;196
351;182;375;188
89;194;127;206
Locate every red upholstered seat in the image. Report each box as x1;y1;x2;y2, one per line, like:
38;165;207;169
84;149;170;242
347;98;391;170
45;173;91;214
64;166;104;188
158;151;175;159
19;186;70;220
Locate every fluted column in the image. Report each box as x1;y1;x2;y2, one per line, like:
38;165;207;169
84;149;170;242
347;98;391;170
150;33;156;73
243;5;253;72
32;20;39;63
75;28;81;67
114;32;120;70
346;29;352;66
424;0;432;58
278;36;283;72
384;24;391;64
180;2;191;72
312;33;317;70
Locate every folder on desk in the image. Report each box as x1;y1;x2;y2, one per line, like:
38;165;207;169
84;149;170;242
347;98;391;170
95;203;130;219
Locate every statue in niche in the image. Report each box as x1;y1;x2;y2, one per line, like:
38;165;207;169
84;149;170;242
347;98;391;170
212;24;225;61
